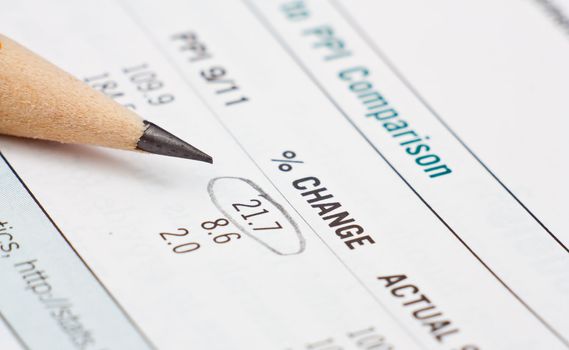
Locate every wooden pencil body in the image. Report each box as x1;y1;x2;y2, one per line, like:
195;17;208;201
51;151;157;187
0;34;144;150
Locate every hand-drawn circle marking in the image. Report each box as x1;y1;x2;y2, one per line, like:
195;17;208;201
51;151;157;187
207;177;305;256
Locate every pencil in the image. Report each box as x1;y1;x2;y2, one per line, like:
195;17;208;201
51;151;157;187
0;34;212;163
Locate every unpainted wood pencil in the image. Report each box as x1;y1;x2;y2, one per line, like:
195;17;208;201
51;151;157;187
0;34;212;163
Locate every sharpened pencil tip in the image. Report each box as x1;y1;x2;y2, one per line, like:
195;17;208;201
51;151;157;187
137;121;213;163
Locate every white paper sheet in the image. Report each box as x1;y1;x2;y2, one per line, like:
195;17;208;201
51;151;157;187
1;1;568;349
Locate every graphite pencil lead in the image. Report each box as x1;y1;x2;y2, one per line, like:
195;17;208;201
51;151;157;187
136;121;213;163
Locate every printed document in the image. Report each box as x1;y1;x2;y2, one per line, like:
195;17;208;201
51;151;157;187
1;0;568;349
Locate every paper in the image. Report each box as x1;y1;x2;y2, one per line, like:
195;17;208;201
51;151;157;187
1;0;568;349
